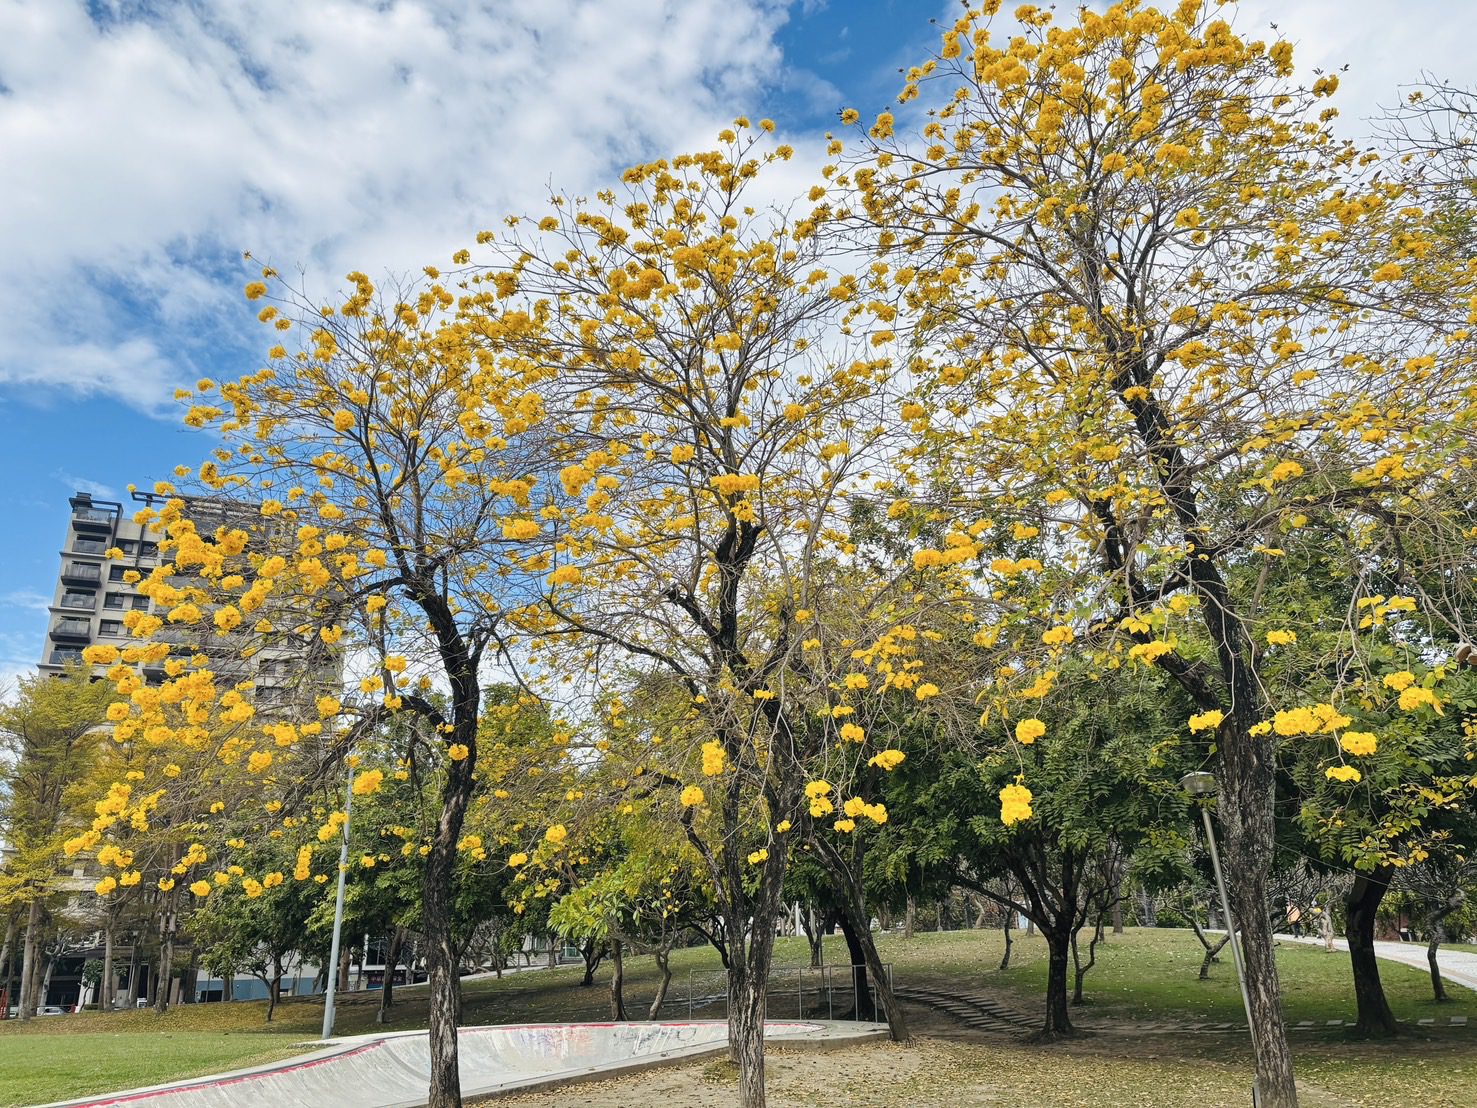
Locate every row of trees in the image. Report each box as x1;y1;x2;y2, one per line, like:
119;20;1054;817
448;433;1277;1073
10;4;1477;1107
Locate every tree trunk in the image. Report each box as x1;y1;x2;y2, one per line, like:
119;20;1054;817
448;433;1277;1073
1112;894;1124;936
1427;928;1447;1003
608;936;627;1020
801;908;825;969
338;944;351;992
1072;914;1106;1005
835;910;872;1021
0;914;15;1009
154;918;175;1015
422;739;476;1108
649;947;673;1020
17;900;41;1020
904;896;916;941
379;927;405;1023
39;949;56;1010
1345;866;1398;1036
101;926;114;1012
1215;719;1299;1107
224;971;234;1002
1039;927;1074;1040
1000;911;1014;971
728;962;768;1108
580;937;602;987
1200;933;1232;980
124;937;142;1006
266;954;282;1023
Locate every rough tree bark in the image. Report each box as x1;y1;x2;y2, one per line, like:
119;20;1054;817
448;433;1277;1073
1345;866;1398;1036
379;926;405;1023
17;900;41;1020
648;946;673;1020
608;936;627;1021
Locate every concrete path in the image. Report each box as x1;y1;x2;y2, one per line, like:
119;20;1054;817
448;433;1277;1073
1281;933;1477;995
41;1020;887;1108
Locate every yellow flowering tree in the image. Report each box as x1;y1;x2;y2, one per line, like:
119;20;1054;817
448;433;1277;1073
85;265;554;1104
0;666;112;1018
469;124;914;1107
833;2;1477;1101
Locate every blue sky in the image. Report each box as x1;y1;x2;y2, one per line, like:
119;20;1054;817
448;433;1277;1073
2;0;1475;686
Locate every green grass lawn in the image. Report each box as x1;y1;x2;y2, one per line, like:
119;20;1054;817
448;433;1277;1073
3;927;1476;1106
0;1032;305;1107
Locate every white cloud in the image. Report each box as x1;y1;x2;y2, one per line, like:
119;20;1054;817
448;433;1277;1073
0;0;796;409
50;471;118;500
0;590;52;613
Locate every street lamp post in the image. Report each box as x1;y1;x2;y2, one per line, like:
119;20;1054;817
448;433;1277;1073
321;762;355;1041
1181;770;1260;1108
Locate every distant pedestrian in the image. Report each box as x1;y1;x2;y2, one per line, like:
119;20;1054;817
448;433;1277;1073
1286;903;1303;937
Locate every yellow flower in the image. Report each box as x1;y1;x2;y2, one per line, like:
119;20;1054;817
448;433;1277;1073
352;769;384;795
680;785;705;807
999;781;1033;826
832;818;856;833
868;749;906;771
1382;670;1415;691
748;848;769;864
547;565;582;586
189;880;212;897
839;722;865;743
448;743;470;762
1188;709;1224;733
332;410;355;432
1339;732;1378;757
544;824;568;845
1398;686;1442;713
94;876;117;896
776;820;792;833
1266;629;1297;646
1015;718;1045;744
1325;765;1361;783
244;281;268;300
701;741;727;776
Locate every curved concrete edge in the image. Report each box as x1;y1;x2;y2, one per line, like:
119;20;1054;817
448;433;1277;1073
39;1020;890;1108
455;1021;890;1105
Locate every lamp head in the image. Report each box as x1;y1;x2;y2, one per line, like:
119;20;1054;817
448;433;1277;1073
1179;770;1217;796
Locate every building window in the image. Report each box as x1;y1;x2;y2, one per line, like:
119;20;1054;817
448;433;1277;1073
108;566;129;582
99;620;125;637
141;541;159;557
61;591;96;610
131;596;150;611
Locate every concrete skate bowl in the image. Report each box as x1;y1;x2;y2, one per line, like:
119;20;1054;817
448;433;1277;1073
46;1019;882;1108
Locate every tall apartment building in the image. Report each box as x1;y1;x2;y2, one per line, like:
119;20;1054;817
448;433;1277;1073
41;491;164;679
40;490;333;711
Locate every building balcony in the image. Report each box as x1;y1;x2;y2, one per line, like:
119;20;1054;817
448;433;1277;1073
60;563;102;585
70;506;116;533
50;619;92;643
58;592;96;611
71;537;111;556
48;649;84;666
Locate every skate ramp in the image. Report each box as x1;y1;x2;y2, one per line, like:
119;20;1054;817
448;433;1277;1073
45;1020;876;1107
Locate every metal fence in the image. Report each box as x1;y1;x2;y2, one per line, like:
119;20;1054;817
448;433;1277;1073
681;963;892;1022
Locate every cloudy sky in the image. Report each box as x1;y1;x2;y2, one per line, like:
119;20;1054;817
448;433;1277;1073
1;0;1473;687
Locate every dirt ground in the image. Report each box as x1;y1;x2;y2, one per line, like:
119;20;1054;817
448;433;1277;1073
491;1005;1463;1108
